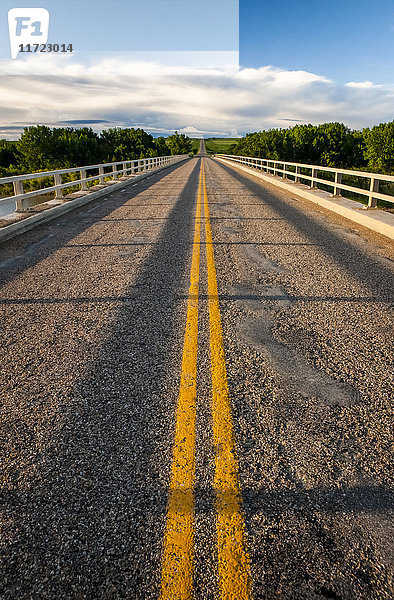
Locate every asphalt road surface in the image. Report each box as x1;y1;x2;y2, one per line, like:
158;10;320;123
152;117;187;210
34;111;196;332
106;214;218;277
1;141;393;599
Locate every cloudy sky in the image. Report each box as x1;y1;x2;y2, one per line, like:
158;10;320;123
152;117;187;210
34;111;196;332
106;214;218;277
1;0;394;139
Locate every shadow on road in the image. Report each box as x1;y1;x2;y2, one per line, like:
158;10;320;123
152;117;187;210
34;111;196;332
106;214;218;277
1;159;200;599
216;161;394;299
0;160;189;288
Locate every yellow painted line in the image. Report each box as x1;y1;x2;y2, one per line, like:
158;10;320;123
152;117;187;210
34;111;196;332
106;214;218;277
202;161;253;600
160;165;203;599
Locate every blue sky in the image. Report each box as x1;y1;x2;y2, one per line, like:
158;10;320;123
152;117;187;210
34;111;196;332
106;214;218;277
3;0;393;81
1;0;394;138
0;0;238;58
240;0;394;84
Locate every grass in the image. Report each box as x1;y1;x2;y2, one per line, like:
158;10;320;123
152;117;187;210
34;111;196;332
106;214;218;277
204;138;239;154
190;139;202;154
189;138;239;155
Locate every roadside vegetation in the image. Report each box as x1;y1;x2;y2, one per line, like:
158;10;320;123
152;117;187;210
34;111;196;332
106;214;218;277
204;138;239;154
229;121;394;209
231;122;394;171
191;139;201;154
0;126;192;197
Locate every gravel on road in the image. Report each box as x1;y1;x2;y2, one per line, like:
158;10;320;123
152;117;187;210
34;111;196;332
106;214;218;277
0;154;393;599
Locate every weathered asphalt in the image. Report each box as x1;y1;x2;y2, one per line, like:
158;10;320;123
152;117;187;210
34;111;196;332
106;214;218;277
0;146;393;599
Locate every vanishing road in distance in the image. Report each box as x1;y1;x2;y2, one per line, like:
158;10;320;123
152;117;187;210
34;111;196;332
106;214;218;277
1;140;393;599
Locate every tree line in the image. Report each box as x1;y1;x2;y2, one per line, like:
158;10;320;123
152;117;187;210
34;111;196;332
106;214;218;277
0;126;192;176
231;121;394;173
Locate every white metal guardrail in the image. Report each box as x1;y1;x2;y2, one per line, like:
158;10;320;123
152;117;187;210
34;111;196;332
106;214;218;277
0;155;187;213
216;154;394;208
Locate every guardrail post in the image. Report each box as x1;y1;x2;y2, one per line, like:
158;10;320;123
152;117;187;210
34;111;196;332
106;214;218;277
122;162;127;176
295;165;300;183
13;180;23;197
99;166;105;184
80;169;88;191
54;173;64;197
368;178;379;208
112;164;118;180
333;172;342;196
282;163;287;179
14;180;28;212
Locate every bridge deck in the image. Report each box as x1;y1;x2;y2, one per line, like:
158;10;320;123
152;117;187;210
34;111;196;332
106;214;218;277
1;149;393;599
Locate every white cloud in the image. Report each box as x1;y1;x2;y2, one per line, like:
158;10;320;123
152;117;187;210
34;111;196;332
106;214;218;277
177;126;226;137
0;54;393;140
346;81;383;89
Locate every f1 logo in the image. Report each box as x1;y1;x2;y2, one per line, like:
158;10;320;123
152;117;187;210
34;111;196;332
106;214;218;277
8;8;50;59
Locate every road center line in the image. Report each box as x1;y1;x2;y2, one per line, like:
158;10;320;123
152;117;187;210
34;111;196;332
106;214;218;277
159;165;203;599
202;161;253;600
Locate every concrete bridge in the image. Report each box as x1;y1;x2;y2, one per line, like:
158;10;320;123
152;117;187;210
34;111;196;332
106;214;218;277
1;140;393;600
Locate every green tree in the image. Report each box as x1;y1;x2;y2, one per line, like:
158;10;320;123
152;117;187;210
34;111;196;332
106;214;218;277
154;136;169;156
363;121;394;172
17;125;101;171
100;127;158;162
0;140;20;168
233;122;366;168
166;132;192;155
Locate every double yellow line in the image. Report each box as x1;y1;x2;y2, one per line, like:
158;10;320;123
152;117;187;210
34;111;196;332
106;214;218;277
160;161;252;600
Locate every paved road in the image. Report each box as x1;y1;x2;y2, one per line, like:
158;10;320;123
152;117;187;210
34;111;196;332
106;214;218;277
1;141;393;599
